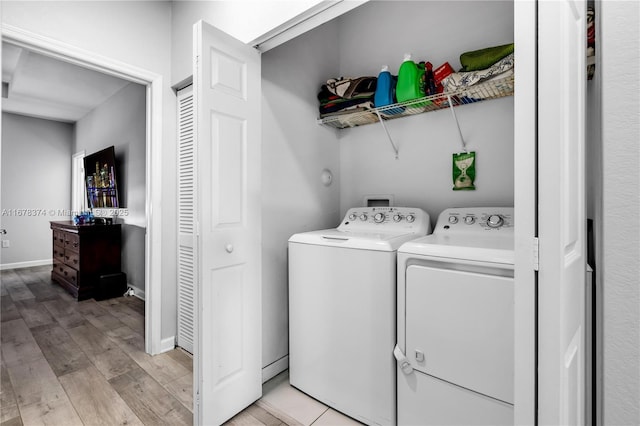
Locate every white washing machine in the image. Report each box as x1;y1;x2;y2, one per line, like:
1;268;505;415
289;207;431;426
395;207;515;426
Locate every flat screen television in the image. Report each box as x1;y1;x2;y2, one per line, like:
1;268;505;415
84;146;121;209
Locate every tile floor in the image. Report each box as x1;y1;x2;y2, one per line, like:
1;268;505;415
254;371;363;426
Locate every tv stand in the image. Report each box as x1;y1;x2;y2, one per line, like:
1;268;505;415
50;221;122;300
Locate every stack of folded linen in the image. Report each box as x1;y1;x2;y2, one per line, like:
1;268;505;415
318;76;377;117
442;43;514;101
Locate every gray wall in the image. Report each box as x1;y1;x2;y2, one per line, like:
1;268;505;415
74;82;147;294
1;113;73;267
601;1;640;424
337;1;514;223
2;0;177;347
261;20;341;369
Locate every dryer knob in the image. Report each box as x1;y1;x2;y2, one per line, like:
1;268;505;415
393;214;403;222
406;214;415;223
349;213;357;221
374;213;385;223
359;214;368;221
487;215;504;228
448;216;459;224
464;216;476;225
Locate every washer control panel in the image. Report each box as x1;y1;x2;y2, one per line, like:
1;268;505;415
435;207;514;234
339;207;431;234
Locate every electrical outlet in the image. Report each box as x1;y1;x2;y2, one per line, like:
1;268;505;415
1;240;9;248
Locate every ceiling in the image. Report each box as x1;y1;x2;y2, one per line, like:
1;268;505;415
2;42;131;123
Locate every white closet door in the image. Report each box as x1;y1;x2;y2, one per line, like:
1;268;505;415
193;20;262;426
177;85;195;354
538;0;588;424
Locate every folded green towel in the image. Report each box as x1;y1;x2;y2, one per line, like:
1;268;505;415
460;43;514;71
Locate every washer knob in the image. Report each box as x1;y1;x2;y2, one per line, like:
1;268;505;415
487;215;504;228
464;216;476;225
374;213;385;223
359;214;368;221
406;214;415;223
448;216;459;224
349;213;357;221
393;214;403;222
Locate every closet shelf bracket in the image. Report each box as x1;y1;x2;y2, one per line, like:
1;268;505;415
375;110;399;159
447;95;467;152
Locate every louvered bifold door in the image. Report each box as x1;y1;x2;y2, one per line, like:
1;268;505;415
177;85;195;354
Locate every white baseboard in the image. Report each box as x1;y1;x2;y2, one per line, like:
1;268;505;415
0;259;52;271
128;284;145;301
262;355;289;383
160;336;176;353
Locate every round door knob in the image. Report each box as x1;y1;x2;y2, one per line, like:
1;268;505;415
374;213;385;223
448;216;459;224
464;216;476;225
393;214;403;222
359;214;368;221
406;214;415;223
225;244;234;253
487;215;504;228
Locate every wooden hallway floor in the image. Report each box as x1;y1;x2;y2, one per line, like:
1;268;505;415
1;265;194;425
0;265;351;426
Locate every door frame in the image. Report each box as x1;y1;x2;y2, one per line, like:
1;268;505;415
1;24;165;355
513;0;537;423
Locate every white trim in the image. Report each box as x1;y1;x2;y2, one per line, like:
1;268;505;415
71;150;86;214
250;0;368;52
0;259;52;271
160;336;176;353
513;1;537;424
262;356;289;384
1;25;164;356
128;284;146;301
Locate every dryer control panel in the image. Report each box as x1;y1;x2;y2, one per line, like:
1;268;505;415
339;207;431;235
435;207;514;234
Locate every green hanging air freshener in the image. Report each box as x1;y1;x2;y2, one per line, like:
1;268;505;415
452;151;476;190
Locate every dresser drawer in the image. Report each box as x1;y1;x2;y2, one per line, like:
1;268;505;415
53;230;66;247
53;261;78;288
64;233;80;252
64;250;80;269
53;245;65;263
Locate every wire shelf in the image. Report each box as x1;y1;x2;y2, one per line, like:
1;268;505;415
317;74;514;130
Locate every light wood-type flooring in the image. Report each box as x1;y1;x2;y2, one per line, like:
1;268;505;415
0;265;300;426
1;266;363;426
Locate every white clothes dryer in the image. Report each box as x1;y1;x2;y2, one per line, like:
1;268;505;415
289;207;431;426
395;207;515;426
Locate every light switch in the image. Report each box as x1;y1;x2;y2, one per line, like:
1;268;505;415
415;350;424;363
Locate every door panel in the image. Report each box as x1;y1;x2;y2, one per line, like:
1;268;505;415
177;86;195;354
538;0;587;424
194;20;262;426
405;265;514;404
211;113;245;226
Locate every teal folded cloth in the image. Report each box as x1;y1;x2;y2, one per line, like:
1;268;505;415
460;43;514;71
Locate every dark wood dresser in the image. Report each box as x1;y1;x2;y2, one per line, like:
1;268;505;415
50;221;122;300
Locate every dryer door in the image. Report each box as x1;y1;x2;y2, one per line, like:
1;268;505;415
405;264;514;404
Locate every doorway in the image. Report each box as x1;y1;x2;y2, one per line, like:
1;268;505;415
1;26;164;355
